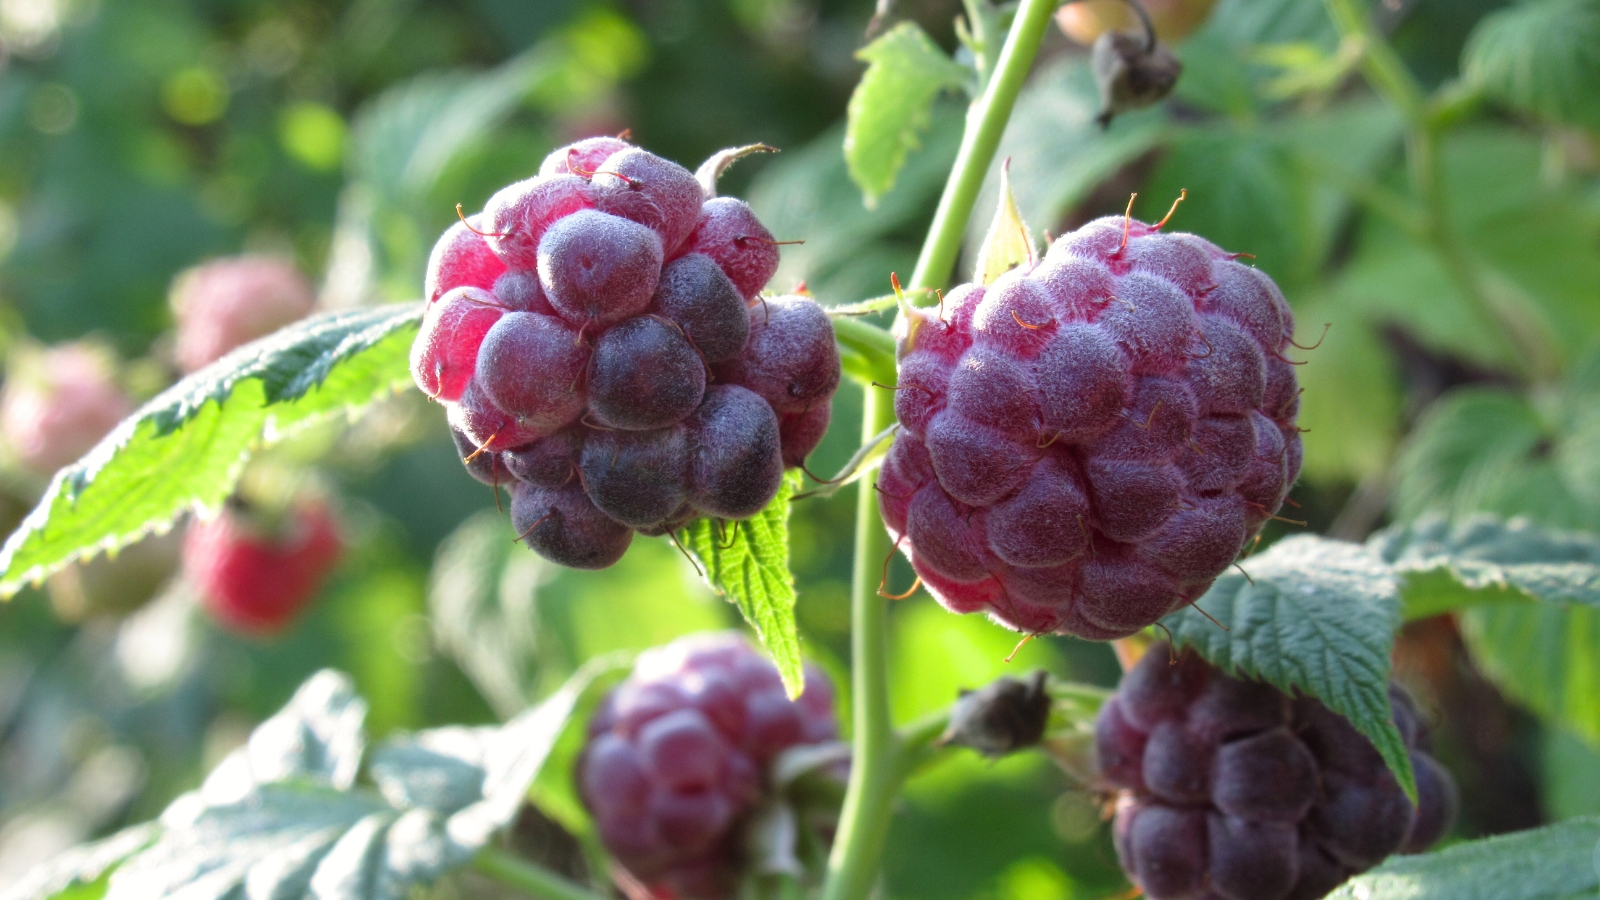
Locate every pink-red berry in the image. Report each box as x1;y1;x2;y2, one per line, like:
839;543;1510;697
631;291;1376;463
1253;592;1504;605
0;342;133;475
170;255;316;373
183;499;343;636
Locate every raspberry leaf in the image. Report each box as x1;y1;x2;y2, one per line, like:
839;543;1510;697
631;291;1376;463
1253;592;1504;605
83;665;601;900
845;21;973;207
1329;816;1600;900
0;822;157;900
678;471;805;697
429;510;548;719
1369;514;1600;621
0;304;420;598
1159;535;1414;800
1463;0;1600;134
972;160;1036;286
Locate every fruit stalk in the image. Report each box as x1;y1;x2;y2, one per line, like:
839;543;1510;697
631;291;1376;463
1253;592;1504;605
822;1;1060;898
472;847;611;900
908;0;1060;294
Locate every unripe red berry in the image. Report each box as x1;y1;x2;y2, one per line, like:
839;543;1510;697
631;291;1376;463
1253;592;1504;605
0;342;133;475
183;499;343;636
170;255;316;373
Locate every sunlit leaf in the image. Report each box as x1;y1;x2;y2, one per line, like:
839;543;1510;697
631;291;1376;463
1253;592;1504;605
1329;817;1600;900
844;21;971;206
0;305;420;597
679;472;804;697
972;161;1035;285
1161;535;1414;799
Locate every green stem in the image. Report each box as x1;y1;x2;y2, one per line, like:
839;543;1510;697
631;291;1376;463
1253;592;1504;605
473;848;612;900
909;0;1060;293
820;2;1059;899
1322;0;1553;382
821;386;900;900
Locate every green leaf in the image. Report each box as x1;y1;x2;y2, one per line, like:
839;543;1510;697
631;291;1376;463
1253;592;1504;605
1329;817;1600;900
428;510;549;719
972;161;1036;286
0;823;157;900
0;304;421;598
678;472;804;697
1160;535;1414;799
1463;0;1600;133
844;21;971;206
89;666;595;900
1369;514;1600;620
1466;602;1600;745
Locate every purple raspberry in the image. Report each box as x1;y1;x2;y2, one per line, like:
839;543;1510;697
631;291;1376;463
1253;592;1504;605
879;216;1301;639
411;138;830;571
578;632;839;900
1098;644;1458;900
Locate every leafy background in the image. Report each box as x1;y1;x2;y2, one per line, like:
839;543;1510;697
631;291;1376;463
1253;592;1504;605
1;0;1600;898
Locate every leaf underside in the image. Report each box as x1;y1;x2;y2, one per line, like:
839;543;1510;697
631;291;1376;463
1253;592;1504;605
0;304;422;597
679;471;805;697
1161;535;1415;799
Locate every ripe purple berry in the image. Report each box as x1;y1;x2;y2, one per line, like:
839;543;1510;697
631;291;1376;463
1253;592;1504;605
880;216;1301;639
1098;644;1457;900
578;632;838;899
587;315;707;431
538;210;665;328
412;138;828;571
715;295;841;415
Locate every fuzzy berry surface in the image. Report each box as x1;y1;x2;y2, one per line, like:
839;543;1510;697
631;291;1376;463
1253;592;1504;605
578;632;838;900
1097;644;1458;900
170;255;317;373
410;137;840;571
878;216;1302;639
183;500;343;636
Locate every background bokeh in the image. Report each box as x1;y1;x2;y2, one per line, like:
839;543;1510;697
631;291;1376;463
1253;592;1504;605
1;0;1598;896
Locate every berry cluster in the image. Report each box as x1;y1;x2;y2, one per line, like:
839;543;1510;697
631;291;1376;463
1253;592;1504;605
578;632;838;900
878;215;1302;640
410;136;839;570
1097;644;1457;900
183;499;343;635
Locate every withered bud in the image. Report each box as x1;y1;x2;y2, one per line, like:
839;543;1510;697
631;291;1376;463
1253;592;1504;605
939;670;1051;757
1092;31;1182;128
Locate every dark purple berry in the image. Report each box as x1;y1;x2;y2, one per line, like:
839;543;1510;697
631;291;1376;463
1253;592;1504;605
587;316;707;431
504;429;581;488
777;403;830;468
511;480;632;570
578;632;838;899
451;425;506;486
475;312;588;433
686;385;783;519
538;210;664;328
715;295;840;415
592;148;705;256
579;426;690;529
651;253;750;363
1096;645;1457;900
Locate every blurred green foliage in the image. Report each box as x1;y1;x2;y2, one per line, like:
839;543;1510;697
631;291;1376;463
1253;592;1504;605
5;0;1600;896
